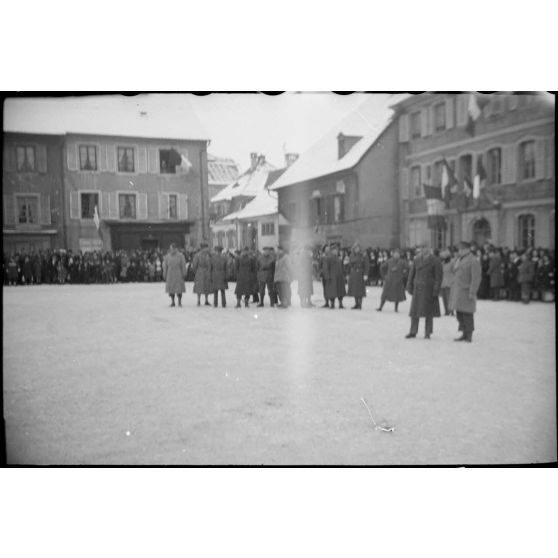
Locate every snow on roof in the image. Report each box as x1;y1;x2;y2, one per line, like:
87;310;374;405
3;94;210;141
210;158;277;202
229;188;278;221
269;93;409;190
207;153;240;186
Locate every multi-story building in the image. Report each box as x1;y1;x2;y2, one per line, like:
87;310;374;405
3;132;66;254
3;96;211;253
207;153;240;201
394;92;555;249
270;94;408;249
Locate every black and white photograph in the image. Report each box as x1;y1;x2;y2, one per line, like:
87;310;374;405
2;91;556;466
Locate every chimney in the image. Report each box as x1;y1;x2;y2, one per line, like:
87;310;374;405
250;152;259;171
257;154;266;166
284;153;299;167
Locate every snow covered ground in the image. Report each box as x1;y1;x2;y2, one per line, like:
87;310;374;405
3;281;556;465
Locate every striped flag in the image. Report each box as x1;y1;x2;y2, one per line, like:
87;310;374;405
94;205;101;230
465;93;490;136
473;157;487;200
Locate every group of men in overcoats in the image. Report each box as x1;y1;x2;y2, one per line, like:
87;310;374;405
404;241;481;342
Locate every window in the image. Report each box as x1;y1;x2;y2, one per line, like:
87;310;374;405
79;145;97;171
519;141;536;180
487;148;502;185
411;166;422;198
434;103;446;132
261;222;275;236
119;194;136;219
17;195;39;224
159;149;179;174
410;111;421;139
168;194;178;219
433;161;444;187
518;214;535;249
16;146;36;172
332;194;344;223
458;154;473;185
81;193;99;219
117;147;135;172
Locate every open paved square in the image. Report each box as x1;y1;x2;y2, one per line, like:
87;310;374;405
3;283;556;464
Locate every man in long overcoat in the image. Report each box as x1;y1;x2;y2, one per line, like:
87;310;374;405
235;247;255;307
211;246;228;307
192;243;213;306
323;244;346;309
163;243;187;307
347;243;369;309
517;253;535;304
256;246;276;307
319;245;331;307
405;244;442;339
377;248;407;312
449;241;482;342
488;249;504;300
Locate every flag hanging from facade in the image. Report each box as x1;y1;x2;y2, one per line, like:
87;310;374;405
94;204;101;230
441;158;459;207
424;182;446;230
463;177;473;197
473;156;487;199
465;92;490;136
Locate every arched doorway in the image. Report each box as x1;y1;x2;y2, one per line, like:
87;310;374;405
472;217;491;246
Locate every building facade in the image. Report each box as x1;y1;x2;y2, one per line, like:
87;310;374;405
63;134;209;252
3;132;65;254
271;95;406;249
395;93;555;249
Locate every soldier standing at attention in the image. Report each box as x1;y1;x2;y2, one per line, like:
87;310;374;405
347;242;369;309
449;241;482;343
163;243;187;307
405;243;443;339
192;243;213;306
211;245;228;308
319;245;331;307
256;246;276;307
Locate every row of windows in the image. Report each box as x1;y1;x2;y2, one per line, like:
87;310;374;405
78;192;180;220
409;140;541;198
8;145;186;174
285;193;346;226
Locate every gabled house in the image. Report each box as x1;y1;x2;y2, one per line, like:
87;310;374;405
269;94;409;249
207;153;240;201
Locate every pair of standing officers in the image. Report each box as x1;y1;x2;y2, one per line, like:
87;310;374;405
404;241;481;342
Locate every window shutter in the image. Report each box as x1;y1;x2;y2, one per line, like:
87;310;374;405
158;193;167;218
70;191;80;219
137;193;148;219
37;145;48;173
40;195;51;224
3;146;16;172
137;146;148;173
101;192;110;218
456;94;468;127
428;106;435;135
484;99;493;118
446;98;454;129
400;168;409;200
99;145;108;172
148;147;159;173
422;163;431;187
544;137;554;178
106;145;116;172
3;195;16;225
535;138;545;180
66;143;78;171
420;109;428;137
398;114;409;142
508;95;519;111
502;145;516;184
179;194;189;220
109;192;119;219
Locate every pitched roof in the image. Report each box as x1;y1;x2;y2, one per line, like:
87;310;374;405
210;158;277;202
207;153;240;186
3;95;210;141
269;93;409;190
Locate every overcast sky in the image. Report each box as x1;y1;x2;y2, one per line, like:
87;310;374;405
185;93;370;170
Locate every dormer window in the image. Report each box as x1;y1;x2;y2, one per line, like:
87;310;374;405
337;133;362;159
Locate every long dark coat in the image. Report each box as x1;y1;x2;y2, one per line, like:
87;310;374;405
381;258;408;302
235;253;255;296
449;253;482;313
211;253;228;291
192;250;213;295
517;260;535;284
347;252;370;298
163;251;186;294
323;254;346;299
406;254;442;318
257;253;275;283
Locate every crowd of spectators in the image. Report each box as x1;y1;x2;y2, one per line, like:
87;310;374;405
3;243;555;302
